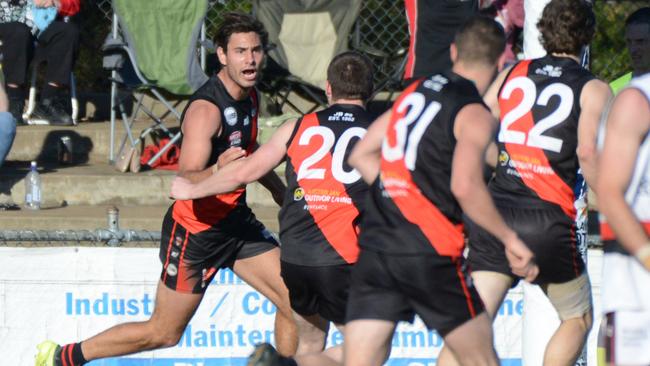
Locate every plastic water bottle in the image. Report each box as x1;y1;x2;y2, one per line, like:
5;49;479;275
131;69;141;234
25;161;42;210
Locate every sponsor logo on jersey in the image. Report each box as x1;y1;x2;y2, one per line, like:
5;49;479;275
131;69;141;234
229;130;242;147
423;74;449;92
535;65;563;77
499;150;510;166
224;107;238;126
174;235;183;247
293;187;305;201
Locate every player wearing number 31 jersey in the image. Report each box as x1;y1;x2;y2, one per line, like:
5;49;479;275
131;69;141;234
345;17;539;366
171;51;374;366
466;1;612;365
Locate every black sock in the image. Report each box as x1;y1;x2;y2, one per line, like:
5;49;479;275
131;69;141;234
58;342;88;366
6;85;25;101
41;84;60;100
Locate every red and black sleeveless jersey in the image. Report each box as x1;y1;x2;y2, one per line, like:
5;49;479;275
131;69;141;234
172;75;259;234
490;55;595;220
279;104;371;266
361;72;485;257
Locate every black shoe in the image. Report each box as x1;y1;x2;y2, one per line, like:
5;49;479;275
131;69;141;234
8;98;26;125
32;98;73;126
247;343;282;366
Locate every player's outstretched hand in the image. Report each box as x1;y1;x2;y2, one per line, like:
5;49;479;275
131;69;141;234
170;176;196;200
216;147;246;171
504;235;539;283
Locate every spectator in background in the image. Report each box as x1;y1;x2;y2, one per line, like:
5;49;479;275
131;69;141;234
403;0;478;80
610;7;650;94
0;77;16;168
481;0;524;65
0;0;80;126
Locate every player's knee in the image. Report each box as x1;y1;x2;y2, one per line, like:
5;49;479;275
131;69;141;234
562;310;593;335
153;328;185;348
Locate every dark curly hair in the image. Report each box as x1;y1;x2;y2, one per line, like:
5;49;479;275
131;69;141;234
537;0;595;56
214;12;269;52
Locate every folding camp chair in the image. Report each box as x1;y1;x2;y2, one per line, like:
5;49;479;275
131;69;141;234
103;0;209;170
253;0;362;115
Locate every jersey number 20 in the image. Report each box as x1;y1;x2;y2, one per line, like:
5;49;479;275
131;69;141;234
297;126;366;184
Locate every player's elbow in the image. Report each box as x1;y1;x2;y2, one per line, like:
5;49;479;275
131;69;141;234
577;143;596;168
348;150;363;171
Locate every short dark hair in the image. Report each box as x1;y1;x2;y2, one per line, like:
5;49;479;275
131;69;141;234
327;51;374;102
454;16;506;66
538;0;595;56
626;7;650;29
214;12;268;52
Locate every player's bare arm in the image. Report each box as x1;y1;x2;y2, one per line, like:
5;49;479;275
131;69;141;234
577;78;612;191
482;65;512;120
482;67;511;168
451;103;539;282
171;119;297;201
177;100;237;183
348;109;391;184
597;88;650;270
254;121;295;206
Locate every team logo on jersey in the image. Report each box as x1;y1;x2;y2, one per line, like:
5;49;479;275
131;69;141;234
535;65;563;77
498;150;510;166
166;263;178;277
229;130;242;147
293;187;305;201
224;107;238;126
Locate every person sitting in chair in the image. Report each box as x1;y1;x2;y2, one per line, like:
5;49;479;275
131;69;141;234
0;0;80;125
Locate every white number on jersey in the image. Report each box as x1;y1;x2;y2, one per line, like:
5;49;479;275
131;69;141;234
382;92;442;170
498;76;573;153
296;126;366;184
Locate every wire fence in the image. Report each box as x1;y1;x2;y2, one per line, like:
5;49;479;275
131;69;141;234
84;0;647;92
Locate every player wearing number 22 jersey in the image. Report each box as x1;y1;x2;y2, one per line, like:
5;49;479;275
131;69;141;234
468;55;596;283
466;2;613;365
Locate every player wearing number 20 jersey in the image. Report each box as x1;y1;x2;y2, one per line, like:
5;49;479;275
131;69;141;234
280;104;370;267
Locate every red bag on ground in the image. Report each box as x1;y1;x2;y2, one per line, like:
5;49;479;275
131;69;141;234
140;138;180;171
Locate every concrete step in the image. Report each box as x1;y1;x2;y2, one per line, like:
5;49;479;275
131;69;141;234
6;119;180;165
0;161;279;207
6;116;290;165
0;203;280;233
